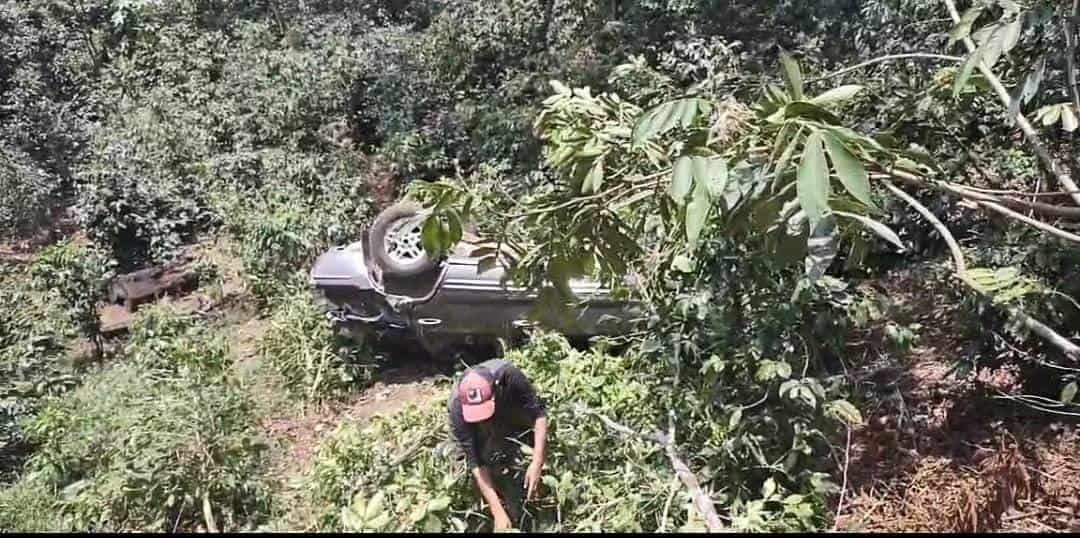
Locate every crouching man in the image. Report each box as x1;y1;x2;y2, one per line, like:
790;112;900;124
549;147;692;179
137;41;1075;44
447;358;548;531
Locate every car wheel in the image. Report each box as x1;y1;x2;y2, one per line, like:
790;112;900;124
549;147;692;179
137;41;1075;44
368;201;438;278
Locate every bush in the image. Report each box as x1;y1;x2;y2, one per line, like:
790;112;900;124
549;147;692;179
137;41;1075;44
0;146;54;240
0;307;271;532
258;287;378;403
0;266;80;480
28;239;113;354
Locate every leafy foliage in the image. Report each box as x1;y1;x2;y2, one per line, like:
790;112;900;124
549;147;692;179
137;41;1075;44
286;332;851;532
1;306;270;532
28;240;114;350
259;287;378;402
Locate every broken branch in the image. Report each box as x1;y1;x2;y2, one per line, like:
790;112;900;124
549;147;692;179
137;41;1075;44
942;0;1080;207
575;405;724;532
883;180;1080;363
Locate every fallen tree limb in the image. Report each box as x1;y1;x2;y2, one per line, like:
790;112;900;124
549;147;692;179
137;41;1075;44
872;170;1080;243
882;180;1080;363
944;184;1080;219
575;405;724;532
972;199;1080;244
942;0;1080;207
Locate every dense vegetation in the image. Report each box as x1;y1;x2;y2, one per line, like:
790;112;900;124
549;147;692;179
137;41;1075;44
2;0;1078;532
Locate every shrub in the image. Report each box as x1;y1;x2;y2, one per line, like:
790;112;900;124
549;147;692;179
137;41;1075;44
258;287;378;403
213;149;373;299
0;146;53;240
0;266;81;479
28;239;113;355
1;307;271;532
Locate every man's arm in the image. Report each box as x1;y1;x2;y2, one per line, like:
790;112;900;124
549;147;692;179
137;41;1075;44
472;466;512;530
525;415;548;500
501;364;549;500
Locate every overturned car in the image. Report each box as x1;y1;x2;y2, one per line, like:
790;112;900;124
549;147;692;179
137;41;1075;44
309;201;640;360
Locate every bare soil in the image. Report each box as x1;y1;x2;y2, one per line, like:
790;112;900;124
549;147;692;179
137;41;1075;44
835;264;1080;533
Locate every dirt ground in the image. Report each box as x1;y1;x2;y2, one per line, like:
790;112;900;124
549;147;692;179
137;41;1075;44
835;265;1080;533
259;361;449;482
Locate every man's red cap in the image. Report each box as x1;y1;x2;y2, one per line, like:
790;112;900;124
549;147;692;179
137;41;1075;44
458;368;495;423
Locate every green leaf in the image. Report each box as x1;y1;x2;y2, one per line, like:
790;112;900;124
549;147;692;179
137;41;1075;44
779;51;804;101
827;399;864;426
685;173;712;252
783;101;843;125
1038;104;1062;126
833;211;905;252
366;512;391;530
447;210;463;246
422;514;443;533
953;46;984;97
672;254;694;273
550;80;572;95
427;496;451;513
949;6;984;44
670;156;694;205
1062;106;1078;133
809;85;864;107
341;506;363;530
1062;382;1078;405
1009;56;1045;119
762;478;777;499
706;158;730;199
365;491;386;521
632;98;709;146
422;216;443;257
796;131;830;227
728;407;743;430
1001;16;1022;55
822;133;874;210
772;127;802;182
582;158;604;194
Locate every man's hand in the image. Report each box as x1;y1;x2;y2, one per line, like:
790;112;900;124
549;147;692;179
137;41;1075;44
524;459;543;500
493;511;513;531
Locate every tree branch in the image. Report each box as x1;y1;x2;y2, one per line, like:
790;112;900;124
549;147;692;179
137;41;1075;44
971;199;1080;244
874;170;1080;244
943;0;1080;207
807;53;963;84
944;183;1080;219
575;405;724;532
883;180;1080;363
881;180;966;272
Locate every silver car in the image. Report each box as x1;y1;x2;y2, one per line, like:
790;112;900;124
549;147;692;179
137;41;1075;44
309;202;639;360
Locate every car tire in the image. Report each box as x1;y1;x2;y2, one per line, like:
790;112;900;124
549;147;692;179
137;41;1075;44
367;200;438;278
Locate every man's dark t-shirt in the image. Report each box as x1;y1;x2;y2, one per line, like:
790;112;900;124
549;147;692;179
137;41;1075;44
448;359;546;469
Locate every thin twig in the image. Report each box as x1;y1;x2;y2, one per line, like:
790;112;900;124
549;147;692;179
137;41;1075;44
943;0;1080;206
659;477;680;533
807;53;963;84
833;426;853;532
